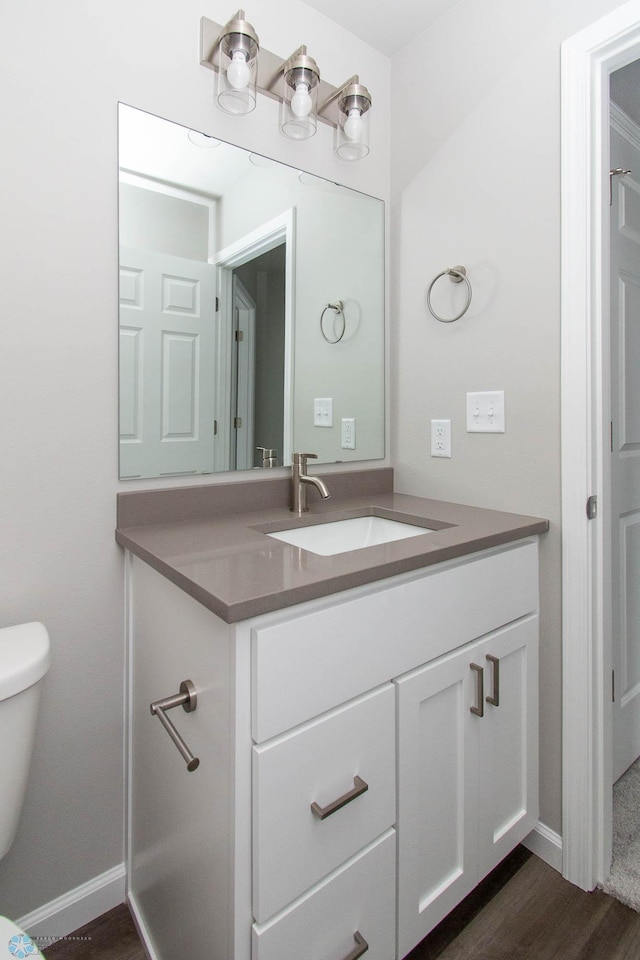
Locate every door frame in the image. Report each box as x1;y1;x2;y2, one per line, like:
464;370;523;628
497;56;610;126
214;209;295;471
561;1;640;892
231;276;257;470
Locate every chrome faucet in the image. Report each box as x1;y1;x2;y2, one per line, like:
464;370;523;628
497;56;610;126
291;453;331;515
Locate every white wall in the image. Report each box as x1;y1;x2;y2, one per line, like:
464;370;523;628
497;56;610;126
390;0;628;837
0;0;389;919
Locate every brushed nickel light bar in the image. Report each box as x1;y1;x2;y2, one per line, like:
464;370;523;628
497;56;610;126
199;11;372;159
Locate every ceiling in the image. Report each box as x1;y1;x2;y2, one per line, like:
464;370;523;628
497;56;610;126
302;0;463;55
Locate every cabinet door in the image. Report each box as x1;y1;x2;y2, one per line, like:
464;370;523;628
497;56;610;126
396;643;481;959
477;616;539;877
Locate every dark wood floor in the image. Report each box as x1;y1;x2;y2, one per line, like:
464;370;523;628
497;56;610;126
42;848;640;960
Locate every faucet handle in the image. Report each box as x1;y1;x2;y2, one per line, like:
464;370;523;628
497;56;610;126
293;452;318;465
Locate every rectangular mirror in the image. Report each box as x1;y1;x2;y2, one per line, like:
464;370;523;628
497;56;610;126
118;104;385;480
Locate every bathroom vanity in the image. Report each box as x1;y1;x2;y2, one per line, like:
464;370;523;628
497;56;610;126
117;470;547;960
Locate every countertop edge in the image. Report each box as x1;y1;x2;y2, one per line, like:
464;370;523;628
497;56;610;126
116;517;548;624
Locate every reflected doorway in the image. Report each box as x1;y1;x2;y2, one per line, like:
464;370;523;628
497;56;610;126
231;245;286;469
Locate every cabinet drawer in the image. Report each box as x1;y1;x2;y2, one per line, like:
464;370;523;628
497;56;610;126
252;684;395;923
252;829;396;960
252;541;539;740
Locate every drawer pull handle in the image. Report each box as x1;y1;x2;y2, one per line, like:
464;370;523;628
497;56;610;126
470;663;484;717
150;680;200;772
342;931;369;960
486;654;500;706
311;775;368;820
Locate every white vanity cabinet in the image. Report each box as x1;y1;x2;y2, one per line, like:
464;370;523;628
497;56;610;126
125;538;539;960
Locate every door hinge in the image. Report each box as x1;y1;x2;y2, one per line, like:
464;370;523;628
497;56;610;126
213;419;218;436
234;417;242;429
215;296;219;312
612;669;616;702
610;421;614;453
609;168;632;205
235;329;244;342
586;495;598;520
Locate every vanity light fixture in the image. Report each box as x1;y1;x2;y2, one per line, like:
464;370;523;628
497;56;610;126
214;10;259;115
281;47;320;140
200;12;373;160
335;79;372;160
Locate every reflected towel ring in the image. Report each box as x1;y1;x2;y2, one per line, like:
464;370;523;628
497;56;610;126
320;301;346;343
427;266;472;323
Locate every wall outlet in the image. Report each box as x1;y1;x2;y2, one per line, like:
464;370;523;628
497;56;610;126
466;391;505;432
313;397;333;427
341;418;356;449
431;419;451;457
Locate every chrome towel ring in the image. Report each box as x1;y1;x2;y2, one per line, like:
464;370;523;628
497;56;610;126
320;300;346;343
427;265;472;323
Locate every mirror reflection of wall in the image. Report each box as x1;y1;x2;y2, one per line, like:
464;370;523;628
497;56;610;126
118;103;385;480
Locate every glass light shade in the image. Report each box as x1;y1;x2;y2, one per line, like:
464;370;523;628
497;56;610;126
281;56;320;141
216;24;259;116
336;84;371;161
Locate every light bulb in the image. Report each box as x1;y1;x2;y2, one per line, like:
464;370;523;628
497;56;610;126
343;108;363;141
290;82;312;118
227;50;251;90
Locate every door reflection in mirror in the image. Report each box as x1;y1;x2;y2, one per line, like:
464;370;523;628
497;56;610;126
118;103;385;480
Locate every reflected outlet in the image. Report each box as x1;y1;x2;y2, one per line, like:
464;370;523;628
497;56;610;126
341;418;356;449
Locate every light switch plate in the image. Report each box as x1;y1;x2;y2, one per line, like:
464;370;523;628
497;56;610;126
313;397;333;427
466;391;505;432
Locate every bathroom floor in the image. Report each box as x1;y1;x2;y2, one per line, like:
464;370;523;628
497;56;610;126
42;847;640;960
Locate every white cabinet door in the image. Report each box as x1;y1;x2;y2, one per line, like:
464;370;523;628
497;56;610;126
396;616;538;959
396;643;480;959
477;616;539;876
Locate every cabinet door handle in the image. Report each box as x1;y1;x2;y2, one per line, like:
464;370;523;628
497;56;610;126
470;663;484;717
341;931;369;960
311;775;369;820
150;680;200;772
486;654;500;706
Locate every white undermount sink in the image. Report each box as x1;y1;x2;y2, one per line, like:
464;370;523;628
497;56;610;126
267;515;434;556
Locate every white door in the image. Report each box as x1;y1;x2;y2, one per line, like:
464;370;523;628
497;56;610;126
610;121;640;782
119;246;217;478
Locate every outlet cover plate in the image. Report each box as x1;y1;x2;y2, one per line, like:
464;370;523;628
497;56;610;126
431;419;451;457
341;418;356;449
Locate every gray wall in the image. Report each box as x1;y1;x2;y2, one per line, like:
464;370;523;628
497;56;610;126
390;0;626;836
119;183;210;260
0;0;389;920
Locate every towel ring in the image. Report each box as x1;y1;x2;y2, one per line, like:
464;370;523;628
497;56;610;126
320;301;346;343
427;266;472;323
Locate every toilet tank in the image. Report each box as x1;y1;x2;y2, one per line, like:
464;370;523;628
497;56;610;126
0;622;51;860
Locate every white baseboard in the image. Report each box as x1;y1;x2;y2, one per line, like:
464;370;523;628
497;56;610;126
522;820;563;873
16;862;126;945
128;892;158;960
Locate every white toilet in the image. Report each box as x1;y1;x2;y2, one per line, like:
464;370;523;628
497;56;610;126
0;622;51;958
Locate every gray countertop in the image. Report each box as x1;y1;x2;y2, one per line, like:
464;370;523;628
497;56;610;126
116;470;549;623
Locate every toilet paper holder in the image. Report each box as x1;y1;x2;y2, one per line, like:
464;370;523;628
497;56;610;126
150;680;200;772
